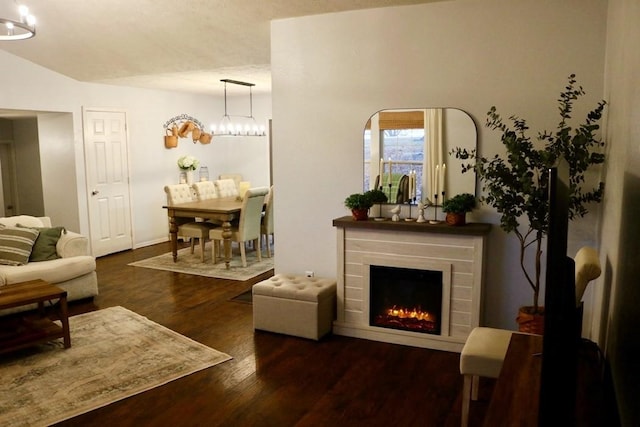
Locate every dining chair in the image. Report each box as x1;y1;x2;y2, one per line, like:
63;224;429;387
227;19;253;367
192;180;218;200
192;181;226;226
164;184;217;262
261;185;274;258
209;187;269;267
214;179;240;198
218;173;243;191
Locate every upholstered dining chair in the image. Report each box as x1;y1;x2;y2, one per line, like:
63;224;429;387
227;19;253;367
261;185;274;258
164;184;217;262
218;173;243;191
214;178;240;198
192;180;218;201
209;187;269;267
192;181;226;226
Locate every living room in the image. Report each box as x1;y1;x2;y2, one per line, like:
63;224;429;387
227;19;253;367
0;0;638;425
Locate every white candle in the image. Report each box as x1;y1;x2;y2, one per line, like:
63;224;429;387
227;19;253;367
388;157;392;184
412;171;416;199
435;165;439;196
409;171;413;199
379;158;384;187
442;163;446;194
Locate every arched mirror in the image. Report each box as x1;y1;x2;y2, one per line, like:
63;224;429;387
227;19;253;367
364;108;476;205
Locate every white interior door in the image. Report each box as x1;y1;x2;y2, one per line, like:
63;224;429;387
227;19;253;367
83;109;133;257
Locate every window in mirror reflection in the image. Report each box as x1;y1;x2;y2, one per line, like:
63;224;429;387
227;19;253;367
365;110;425;203
364;108;477;205
364;129;424;203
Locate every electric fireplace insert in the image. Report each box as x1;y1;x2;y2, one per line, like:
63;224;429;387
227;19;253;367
369;265;443;335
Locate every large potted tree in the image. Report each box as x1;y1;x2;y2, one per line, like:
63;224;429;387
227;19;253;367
452;74;605;333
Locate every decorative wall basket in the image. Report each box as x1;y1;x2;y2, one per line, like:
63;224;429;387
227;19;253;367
162;114;208;149
164;128;178;149
199;132;212;144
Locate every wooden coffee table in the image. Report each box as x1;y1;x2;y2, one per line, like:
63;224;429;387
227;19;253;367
0;279;71;354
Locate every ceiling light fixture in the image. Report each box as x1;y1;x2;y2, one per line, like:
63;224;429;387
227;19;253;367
211;79;266;137
0;2;36;41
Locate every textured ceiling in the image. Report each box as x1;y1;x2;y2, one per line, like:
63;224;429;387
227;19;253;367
0;0;446;95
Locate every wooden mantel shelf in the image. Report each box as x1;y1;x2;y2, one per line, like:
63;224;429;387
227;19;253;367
332;216;492;236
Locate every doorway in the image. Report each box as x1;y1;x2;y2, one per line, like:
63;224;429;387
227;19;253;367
83;108;133;257
0;141;18;217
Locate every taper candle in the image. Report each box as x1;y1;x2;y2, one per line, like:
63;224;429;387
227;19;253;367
442;163;446;193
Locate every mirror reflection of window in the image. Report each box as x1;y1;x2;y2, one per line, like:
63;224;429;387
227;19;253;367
364;108;476;205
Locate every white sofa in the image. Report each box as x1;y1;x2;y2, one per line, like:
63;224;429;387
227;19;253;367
0;215;98;315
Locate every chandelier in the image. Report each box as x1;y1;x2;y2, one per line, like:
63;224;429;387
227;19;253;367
211;79;266;137
0;2;36;41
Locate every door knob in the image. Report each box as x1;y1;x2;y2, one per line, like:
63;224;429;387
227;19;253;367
91;190;100;196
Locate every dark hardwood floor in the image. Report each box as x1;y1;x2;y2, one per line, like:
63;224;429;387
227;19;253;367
52;242;492;426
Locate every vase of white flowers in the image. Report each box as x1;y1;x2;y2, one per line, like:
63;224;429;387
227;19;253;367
177;155;199;184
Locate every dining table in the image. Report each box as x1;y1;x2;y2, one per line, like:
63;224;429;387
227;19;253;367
163;197;242;269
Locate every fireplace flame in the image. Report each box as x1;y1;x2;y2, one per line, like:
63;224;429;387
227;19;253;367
386;305;436;323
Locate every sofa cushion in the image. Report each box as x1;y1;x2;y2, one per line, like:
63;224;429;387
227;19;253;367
18;225;65;262
0;226;40;266
0;255;96;286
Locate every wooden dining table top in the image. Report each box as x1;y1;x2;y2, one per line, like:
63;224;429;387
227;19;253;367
163;197;243;215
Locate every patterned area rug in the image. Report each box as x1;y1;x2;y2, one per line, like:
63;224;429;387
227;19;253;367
0;306;231;427
128;242;274;281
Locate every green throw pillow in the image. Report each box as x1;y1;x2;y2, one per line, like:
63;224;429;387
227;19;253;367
17;225;66;262
0;226;40;266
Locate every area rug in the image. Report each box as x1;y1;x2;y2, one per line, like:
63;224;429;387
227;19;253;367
128;242;274;281
0;306;231;427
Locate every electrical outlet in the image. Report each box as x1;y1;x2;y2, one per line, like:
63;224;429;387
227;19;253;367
305;271;314;277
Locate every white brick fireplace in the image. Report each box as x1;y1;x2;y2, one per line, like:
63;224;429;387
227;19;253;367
333;217;491;353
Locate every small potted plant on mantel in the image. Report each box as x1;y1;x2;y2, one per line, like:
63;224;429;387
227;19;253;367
451;74;606;334
442;193;477;226
344;189;388;221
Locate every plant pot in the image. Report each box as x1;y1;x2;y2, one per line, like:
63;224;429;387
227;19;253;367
351;208;369;221
516;306;545;335
445;212;466;226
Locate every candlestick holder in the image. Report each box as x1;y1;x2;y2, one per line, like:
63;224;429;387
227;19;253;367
429;194;441;224
388;183;393;201
405;199;416;221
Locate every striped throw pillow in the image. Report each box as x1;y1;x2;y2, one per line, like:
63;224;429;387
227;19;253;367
0;226;40;266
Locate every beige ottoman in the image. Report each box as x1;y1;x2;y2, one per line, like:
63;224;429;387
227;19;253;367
252;274;337;340
459;327;516;427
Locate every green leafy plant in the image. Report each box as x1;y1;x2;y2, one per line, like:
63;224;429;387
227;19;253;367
451;74;605;314
344;193;374;210
442;193;477;213
366;189;389;205
344;189;388;210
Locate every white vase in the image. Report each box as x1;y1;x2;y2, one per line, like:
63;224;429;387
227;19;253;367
186;170;194;185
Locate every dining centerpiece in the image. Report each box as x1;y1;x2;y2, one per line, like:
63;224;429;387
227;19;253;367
177;155;199;184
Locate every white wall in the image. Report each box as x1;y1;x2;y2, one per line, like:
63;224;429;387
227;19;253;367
271;0;607;329
0;51;272;247
600;0;640;424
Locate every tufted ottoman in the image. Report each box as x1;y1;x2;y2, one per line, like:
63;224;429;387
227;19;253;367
252;274;337;340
